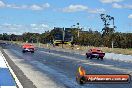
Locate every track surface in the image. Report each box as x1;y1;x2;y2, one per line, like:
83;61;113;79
1;43;132;88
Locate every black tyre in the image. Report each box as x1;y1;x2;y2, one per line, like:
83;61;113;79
86;55;89;58
89;55;92;59
31;51;34;53
22;50;25;53
100;57;103;60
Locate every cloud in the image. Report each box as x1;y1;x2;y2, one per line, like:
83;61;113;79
0;23;51;34
112;3;122;8
88;8;106;14
100;0;124;3
62;4;88;12
30;4;43;10
42;3;50;8
61;4;106;14
124;4;132;9
0;1;5;7
0;1;50;10
112;3;132;9
128;14;132;19
6;4;22;9
30;3;50;10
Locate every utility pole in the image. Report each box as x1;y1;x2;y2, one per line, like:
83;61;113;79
62;27;65;48
112;41;114;48
77;23;80;38
37;38;40;47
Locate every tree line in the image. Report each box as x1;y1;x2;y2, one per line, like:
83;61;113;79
0;28;132;49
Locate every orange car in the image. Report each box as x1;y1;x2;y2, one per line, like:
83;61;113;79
22;43;35;53
86;48;105;60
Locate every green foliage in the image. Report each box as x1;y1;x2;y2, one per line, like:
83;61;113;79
0;30;132;49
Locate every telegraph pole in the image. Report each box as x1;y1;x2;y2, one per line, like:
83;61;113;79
62;27;65;48
77;23;80;38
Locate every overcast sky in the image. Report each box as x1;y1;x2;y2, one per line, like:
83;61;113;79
0;0;132;34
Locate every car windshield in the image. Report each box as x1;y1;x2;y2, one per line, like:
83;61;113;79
97;50;101;52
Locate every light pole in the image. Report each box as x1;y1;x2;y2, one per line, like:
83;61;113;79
62;27;65;48
77;23;80;38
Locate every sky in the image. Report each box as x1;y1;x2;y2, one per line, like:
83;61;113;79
0;0;132;34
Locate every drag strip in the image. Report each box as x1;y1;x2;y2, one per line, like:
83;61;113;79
2;44;132;88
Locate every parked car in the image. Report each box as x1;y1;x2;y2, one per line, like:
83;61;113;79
86;48;105;60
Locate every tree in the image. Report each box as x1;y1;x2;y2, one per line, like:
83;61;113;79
100;14;115;36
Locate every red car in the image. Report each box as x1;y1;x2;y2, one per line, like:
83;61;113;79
22;43;35;53
86;48;105;60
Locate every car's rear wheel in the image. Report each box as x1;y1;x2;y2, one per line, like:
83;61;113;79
100;57;103;60
86;55;89;58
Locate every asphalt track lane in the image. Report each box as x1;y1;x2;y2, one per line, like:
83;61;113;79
2;44;132;88
7;44;132;71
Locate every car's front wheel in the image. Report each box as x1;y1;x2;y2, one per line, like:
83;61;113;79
31;51;34;53
89;55;92;59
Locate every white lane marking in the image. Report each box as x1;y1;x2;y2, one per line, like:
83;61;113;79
40;51;132;74
0;51;23;88
84;63;113;67
0;55;8;68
